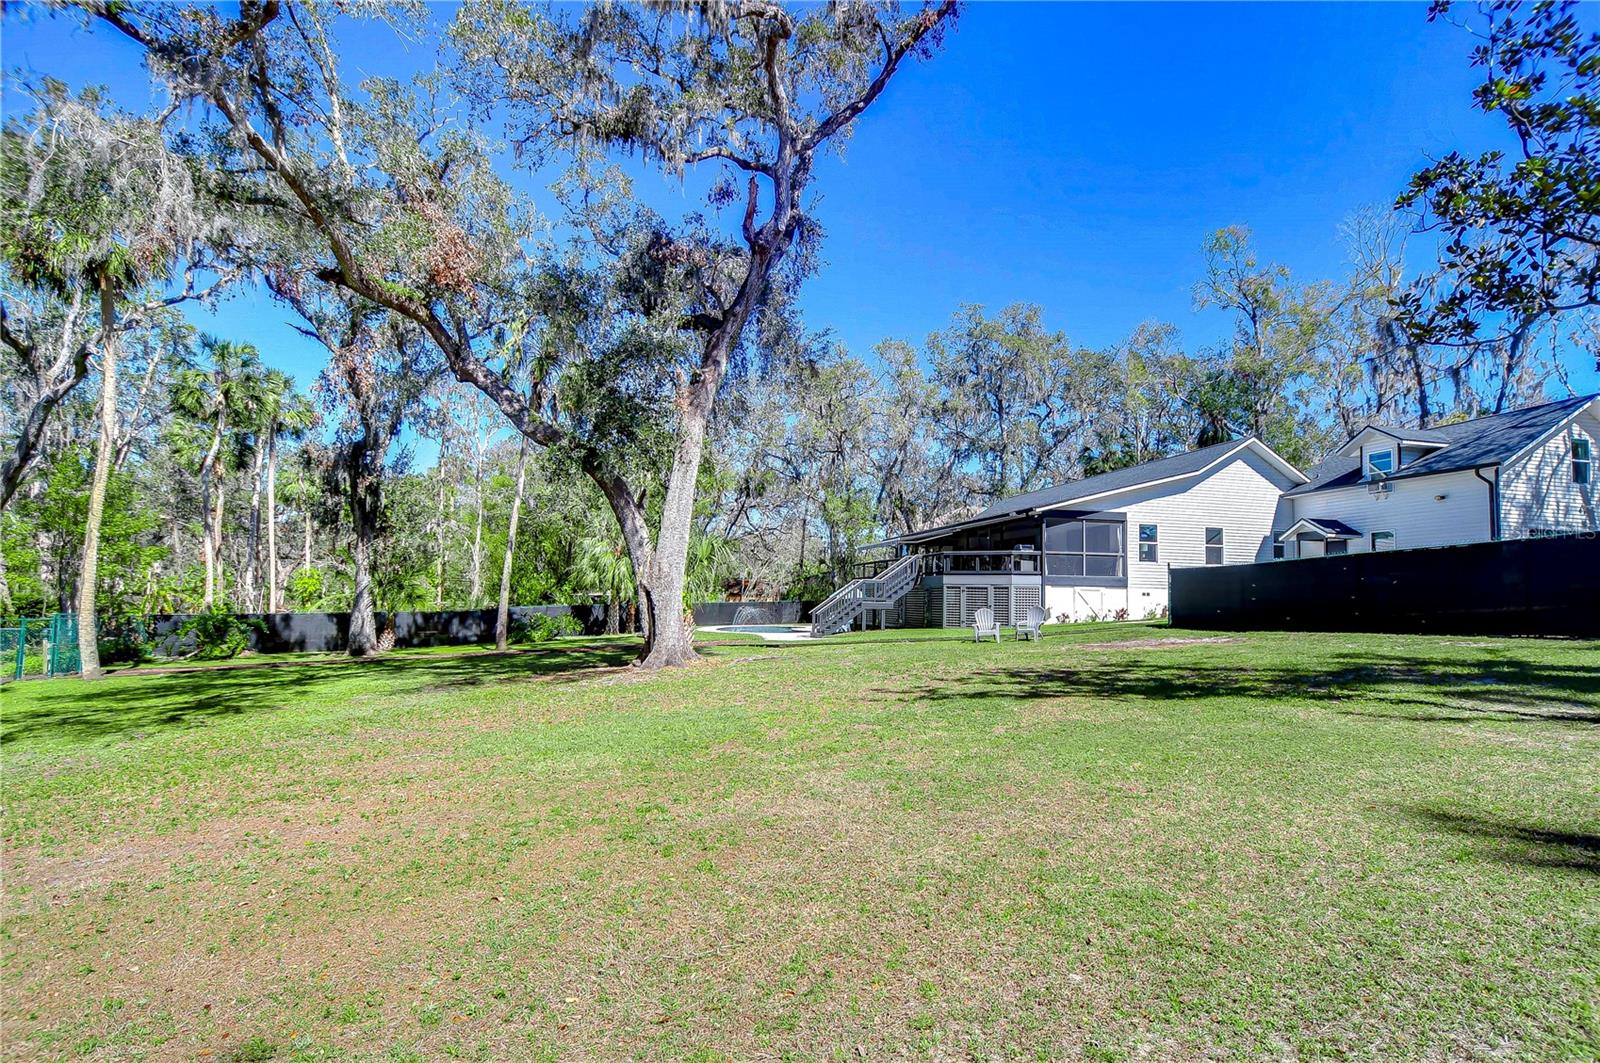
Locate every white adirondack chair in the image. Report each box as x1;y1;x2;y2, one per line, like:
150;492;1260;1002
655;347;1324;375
1016;605;1047;641
972;607;1002;643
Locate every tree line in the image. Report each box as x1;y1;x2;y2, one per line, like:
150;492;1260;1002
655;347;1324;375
1;0;1595;674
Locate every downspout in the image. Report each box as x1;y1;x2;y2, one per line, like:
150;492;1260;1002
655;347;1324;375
1473;465;1500;540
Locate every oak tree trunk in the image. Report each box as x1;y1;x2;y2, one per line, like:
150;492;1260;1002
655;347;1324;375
633;401;713;668
348;478;379;657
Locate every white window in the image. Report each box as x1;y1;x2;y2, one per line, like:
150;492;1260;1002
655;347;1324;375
1366;448;1394;479
1138;524;1158;563
1371;531;1395;552
1204;527;1224;565
1574;437;1592;485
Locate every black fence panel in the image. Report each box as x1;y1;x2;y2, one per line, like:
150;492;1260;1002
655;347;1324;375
143;601;819;656
147;604;611;656
689;600;803;626
1170;534;1600;637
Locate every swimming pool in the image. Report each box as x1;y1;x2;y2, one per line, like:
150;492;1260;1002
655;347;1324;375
701;624;815;641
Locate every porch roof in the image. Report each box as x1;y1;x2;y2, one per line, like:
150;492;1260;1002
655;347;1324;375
1276;517;1362;542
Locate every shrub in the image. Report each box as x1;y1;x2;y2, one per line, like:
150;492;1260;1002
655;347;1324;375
510;612;581;645
177;605;265;660
98;614;151;665
1110;607;1130;622
285;567;331;611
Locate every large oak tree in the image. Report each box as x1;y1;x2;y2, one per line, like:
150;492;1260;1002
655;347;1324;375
93;0;957;666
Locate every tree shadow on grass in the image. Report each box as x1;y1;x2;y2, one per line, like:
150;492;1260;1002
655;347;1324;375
1405;807;1600;875
882;650;1600;725
0;643;640;749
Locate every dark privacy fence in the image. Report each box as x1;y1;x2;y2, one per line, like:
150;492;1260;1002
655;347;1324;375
1170;534;1600;638
689;600;805;626
145;601;808;656
147;604;610;656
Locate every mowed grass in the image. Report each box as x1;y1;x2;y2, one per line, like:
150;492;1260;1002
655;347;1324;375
2;624;1597;1062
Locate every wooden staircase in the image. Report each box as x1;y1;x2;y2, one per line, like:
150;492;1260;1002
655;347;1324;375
809;554;923;637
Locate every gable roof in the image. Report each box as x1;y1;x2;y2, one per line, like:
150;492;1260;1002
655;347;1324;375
880;437;1305;545
1277;517;1362;542
1337;423;1454;454
1287;393;1598;497
973;437;1304;521
968;438;1238;520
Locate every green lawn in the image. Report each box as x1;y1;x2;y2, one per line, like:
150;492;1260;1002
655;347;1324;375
2;624;1597;1061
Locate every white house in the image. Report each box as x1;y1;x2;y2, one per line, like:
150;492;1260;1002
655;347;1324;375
818;436;1307;632
1276;393;1599;558
812;393;1598;634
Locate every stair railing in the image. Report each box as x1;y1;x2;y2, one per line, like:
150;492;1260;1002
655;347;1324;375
809;553;923;636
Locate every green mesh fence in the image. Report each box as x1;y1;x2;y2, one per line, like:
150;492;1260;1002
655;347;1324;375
3;614;81;681
49;613;81;676
0;625;19;681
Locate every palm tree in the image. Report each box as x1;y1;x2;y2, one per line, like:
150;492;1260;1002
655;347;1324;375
267;388;317;613
277;445;327;591
574;533;636;636
242;370;316;613
170;339;265;608
4;87;233;677
4;123;164;678
685;533;738;605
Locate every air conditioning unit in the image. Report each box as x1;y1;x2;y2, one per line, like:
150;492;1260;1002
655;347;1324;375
1367;480;1393;497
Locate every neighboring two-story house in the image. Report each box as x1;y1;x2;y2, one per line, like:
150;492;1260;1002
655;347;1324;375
1275;393;1599;558
811;393;1598;634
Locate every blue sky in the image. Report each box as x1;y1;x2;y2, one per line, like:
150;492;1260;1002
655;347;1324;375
6;2;1598;412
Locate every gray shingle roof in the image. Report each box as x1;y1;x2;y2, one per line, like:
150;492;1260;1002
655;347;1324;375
1350;423;1455;444
973;437;1255;520
1281;517;1363;539
1286;393;1598;497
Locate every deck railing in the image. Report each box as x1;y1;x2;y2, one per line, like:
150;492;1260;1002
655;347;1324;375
850;549;1043;580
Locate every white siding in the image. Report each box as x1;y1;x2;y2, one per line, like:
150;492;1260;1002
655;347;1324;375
1499;406;1600;538
1360;441;1396;479
1045;584;1123;623
1285;467;1493;555
1042;446;1299;621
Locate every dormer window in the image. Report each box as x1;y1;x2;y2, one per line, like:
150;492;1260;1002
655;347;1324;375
1366;448;1394;479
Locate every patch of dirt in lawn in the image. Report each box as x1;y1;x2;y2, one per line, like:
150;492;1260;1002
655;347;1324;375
1076;636;1239;650
3;749;518;910
10;807;393;906
3;766;624;1057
